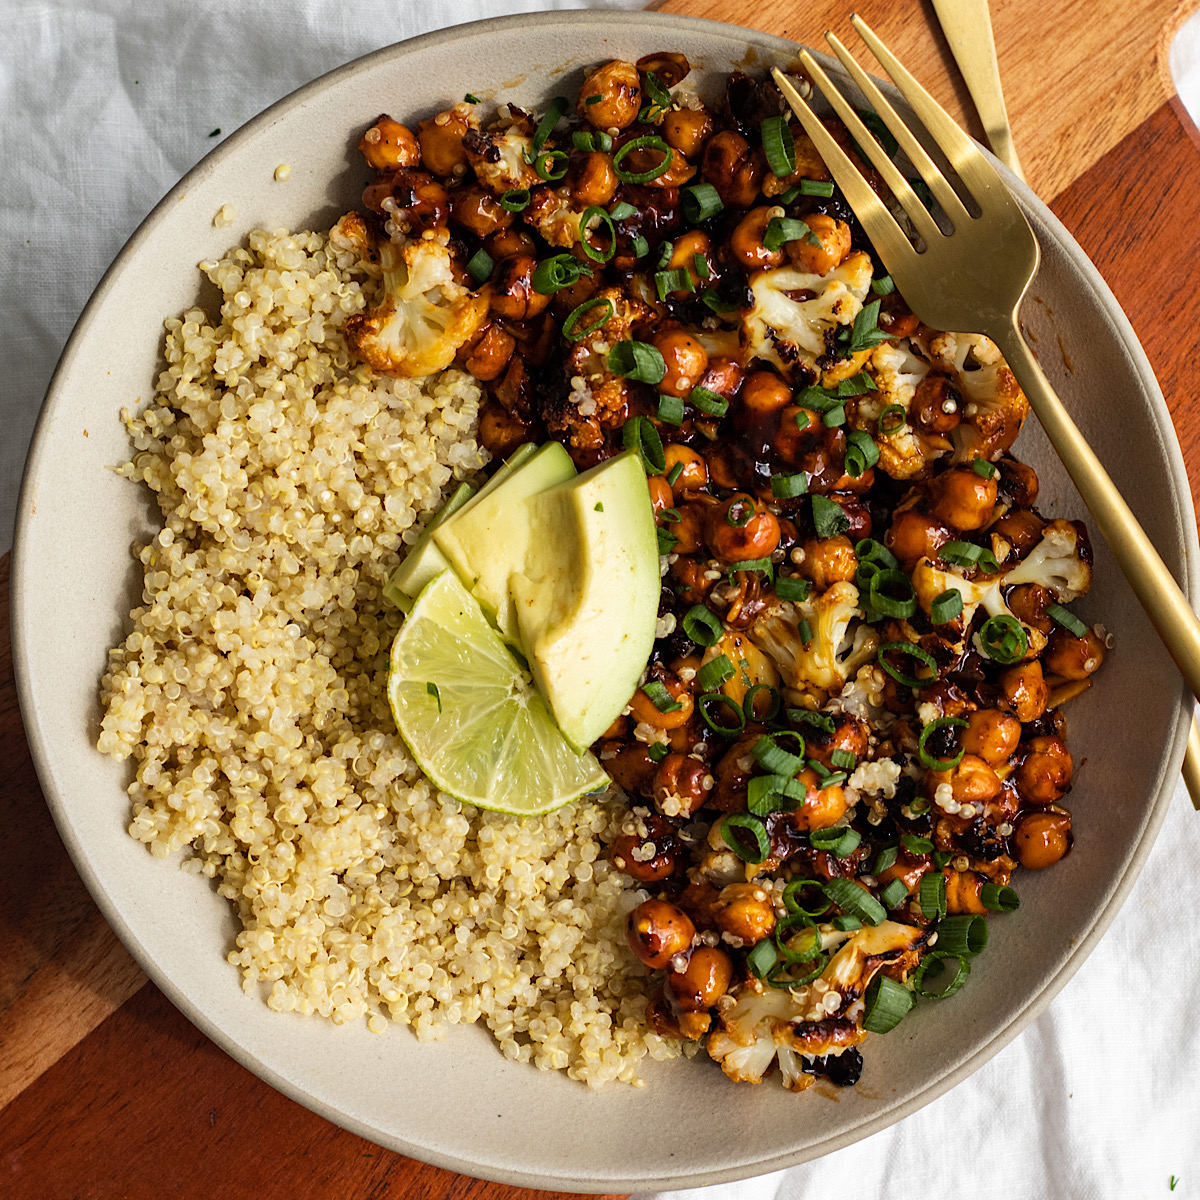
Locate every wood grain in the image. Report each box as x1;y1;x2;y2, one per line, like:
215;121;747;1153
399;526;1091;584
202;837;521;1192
656;0;1200;200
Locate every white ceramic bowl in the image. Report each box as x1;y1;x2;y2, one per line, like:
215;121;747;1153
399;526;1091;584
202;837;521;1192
11;11;1197;1192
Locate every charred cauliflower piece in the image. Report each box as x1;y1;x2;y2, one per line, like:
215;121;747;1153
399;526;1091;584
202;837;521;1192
742;251;873;378
853;339;943;480
343;231;489;379
748;580;878;697
525;186;588;248
462;123;541;195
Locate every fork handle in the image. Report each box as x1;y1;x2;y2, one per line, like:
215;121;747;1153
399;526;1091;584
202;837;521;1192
993;324;1200;705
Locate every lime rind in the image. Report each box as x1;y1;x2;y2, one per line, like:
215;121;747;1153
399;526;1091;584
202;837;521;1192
388;571;609;816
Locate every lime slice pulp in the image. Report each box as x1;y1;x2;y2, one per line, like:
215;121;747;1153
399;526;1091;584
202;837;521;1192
387;570;609;816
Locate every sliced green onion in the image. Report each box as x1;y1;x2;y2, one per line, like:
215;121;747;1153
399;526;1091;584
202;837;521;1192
767;955;828;989
1048;604;1090;638
782;878;831;917
918;871;946;919
655;267;694;300
799;177;835;197
699;692;745;735
913;953;970;999
972;457;997;478
643;70;672;112
856;539;898;570
981;883;1021;912
872;842;899;874
656;527;677;555
696;654;734;690
465;248;495;284
833;914;862;931
694;252;711;278
830;748;856;771
814;827;861;858
608;199;635;220
761;115;797;177
531;96;568;155
725;497;753;527
930;589;963;624
844;298;891;353
681;182;723;222
642;679;682;713
764;216;819;253
837;373;877;397
812;495;850;539
660;508;681;523
878;403;907;434
918;716;969;771
561;296;613;340
579;205;616;262
531;252;589;294
978;614;1028;664
746;937;779;978
690;386;729;417
656;393;684;425
936;914;988;958
500;188;531;212
788;709;834;734
797;617;814;646
622;415;666;474
743;684;782;722
610;341;667;386
771;471;808;499
665;461;684;487
900;833;934;855
821;877;886;926
753;734;806;776
871;274;896;295
878;878;910;909
584;93;603;105
776;913;825;962
877;641;938;689
748;773;807;816
721;813;769;862
793;409;811;432
631;234;650;258
844;430;880;478
701;289;740;315
534;149;569;181
868;568;917;620
613;135;674;183
822;406;846;429
862;974;914;1033
654;240;675;269
682;605;722;647
647;742;669;763
776;575;811;603
940;540;1000;573
426;681;442;712
464;93;480;104
932;850;954;869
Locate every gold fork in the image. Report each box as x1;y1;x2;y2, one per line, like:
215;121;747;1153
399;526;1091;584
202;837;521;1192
772;16;1200;810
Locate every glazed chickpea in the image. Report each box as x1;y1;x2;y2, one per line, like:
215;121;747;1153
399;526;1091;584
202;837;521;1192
358;115;420;170
798;536;857;590
1013;810;1072;870
664;230;714;293
696;356;744;402
784;214;851;275
738;371;793;420
705;494;781;563
461;324;516;382
484;227;537;260
999;660;1050;723
647;475;674;514
701;130;764;208
568;151;619;207
876;859;927;895
671;502;708;555
1007;584;1055;635
944;869;989;915
599;740;657;795
990;509;1045;558
663;444;707;493
928;467;998;532
628;676;694;730
998;458;1040;506
610;831;678;883
651;329;709;398
662;107;714;158
713;883;777;943
927;754;1003;805
1015;736;1073;806
626;899;695;969
1043;626;1107;680
476;400;530;459
730;206;786;271
878;291;920;340
448;185;514;238
886;509;952;570
489;254;552;321
417;107;474;176
670;557;715;606
362;168;448;229
666;946;733;1012
911;375;963;434
789;767;849;831
804;713;870;771
578;60;642;130
961;708;1021;765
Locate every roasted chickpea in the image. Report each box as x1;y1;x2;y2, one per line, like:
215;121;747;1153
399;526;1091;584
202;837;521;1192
663;444;707;493
730;206;786;271
738;371;793;420
712;883;777;943
928;467;998;532
705;494;781;563
944;869;989;915
999;660;1050;723
568;151;619;207
696;356;744;402
798;536;857;589
701;129;764;208
1043;626;1107;679
448;185;514;238
626;899;695;969
476;400;530;459
664;230;714;293
804;712;870;770
792;767;849;830
651;329;709;398
785;214;851;275
1006;584;1055;635
886;508;952;569
911;375;964;434
417;107;474;176
666;946;733;1012
599;740;657;795
461;323;516;382
652;754;712;818
484;227;537;260
489;254;552;321
628;676;694;730
662;107;714;159
961;708;1022;765
637;51;691;87
670;556;716;606
998;458;1040;506
1015;736;1073;806
878;291;920;340
671;502;708;555
578;60;642;130
358;115;420;170
647;474;674;514
610;831;677;883
876;859;927;895
926;754;1003;805
990;509;1045;558
362;167;448;229
1013;810;1072;869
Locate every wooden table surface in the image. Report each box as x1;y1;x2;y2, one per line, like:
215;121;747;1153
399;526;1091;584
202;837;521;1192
4;2;1200;1196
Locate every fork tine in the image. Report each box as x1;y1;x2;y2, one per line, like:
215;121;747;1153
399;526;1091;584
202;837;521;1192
794;50;943;247
771;70;915;269
822;31;974;230
849;13;1004;203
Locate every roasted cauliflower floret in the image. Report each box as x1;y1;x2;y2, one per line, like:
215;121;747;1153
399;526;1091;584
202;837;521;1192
524;186;587;248
1003;518;1092;601
742;251;873;378
343;232;489;378
749;580;878;696
853;339;942;480
462;123;541;195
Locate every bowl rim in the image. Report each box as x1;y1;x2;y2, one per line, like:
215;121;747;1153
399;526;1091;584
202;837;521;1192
10;8;1198;1190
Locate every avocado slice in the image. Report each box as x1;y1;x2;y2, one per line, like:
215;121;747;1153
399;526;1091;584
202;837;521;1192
382;481;475;612
510;449;658;751
433;441;576;644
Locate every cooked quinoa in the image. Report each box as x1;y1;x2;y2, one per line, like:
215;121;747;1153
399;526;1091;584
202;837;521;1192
97;226;684;1085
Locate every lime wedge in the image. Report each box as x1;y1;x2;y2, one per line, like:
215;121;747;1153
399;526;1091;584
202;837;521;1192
387;570;609;816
